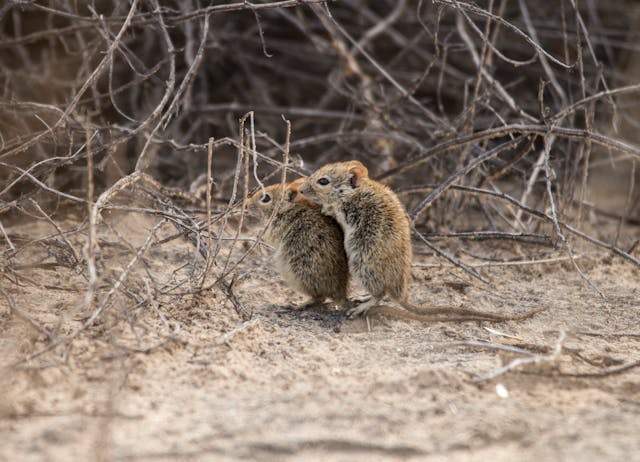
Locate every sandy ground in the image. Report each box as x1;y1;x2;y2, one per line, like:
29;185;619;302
1;212;639;462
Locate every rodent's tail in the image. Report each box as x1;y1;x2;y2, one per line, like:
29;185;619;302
368;305;517;323
399;300;547;321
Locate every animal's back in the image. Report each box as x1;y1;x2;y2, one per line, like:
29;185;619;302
277;203;349;301
342;182;411;300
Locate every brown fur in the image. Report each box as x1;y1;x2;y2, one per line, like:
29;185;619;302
245;180;349;305
298;162;410;303
299;160;542;321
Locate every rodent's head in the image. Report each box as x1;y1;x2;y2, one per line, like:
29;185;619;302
299;160;369;205
245;179;306;217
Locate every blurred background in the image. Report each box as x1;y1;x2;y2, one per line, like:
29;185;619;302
1;0;639;252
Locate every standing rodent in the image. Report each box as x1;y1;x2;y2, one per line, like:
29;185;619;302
245;178;349;306
298;160;540;321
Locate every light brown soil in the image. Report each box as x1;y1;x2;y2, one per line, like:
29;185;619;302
1;214;639;462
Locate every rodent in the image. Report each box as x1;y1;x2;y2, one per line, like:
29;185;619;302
245;178;350;307
298;160;542;321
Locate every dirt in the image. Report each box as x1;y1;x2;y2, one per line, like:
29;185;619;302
1;213;639;462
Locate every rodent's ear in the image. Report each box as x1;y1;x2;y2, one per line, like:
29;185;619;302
287;189;296;202
349;162;368;188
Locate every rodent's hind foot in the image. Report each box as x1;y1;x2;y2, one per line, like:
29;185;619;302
345;298;379;319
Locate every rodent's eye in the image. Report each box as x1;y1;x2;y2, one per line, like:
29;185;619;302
317;177;330;186
260;193;271;203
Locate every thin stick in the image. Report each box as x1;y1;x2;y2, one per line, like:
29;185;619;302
414;253;588;268
200;137;214;287
473;330;566;382
0;219;15;252
84;123;97;315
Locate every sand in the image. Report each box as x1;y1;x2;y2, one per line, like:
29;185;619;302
1;214;639;461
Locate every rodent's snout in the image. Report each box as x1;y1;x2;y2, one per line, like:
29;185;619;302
297;182;309;194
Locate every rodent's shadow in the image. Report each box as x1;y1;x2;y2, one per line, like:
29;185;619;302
264;303;345;331
261;303;392;333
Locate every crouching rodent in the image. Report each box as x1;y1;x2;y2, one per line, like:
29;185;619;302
245;178;349;306
298;160;542;321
